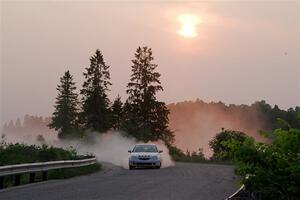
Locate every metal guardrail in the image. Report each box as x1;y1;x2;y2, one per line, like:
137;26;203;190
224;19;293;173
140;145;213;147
225;184;246;200
225;175;262;200
0;157;97;189
0;157;96;177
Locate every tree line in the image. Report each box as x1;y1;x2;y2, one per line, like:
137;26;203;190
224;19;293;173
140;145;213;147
48;47;174;143
169;99;300;131
2;115;55;138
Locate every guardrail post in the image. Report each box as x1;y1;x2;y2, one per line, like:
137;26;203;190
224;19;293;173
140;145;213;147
0;176;4;189
42;171;48;181
14;174;21;186
29;173;35;183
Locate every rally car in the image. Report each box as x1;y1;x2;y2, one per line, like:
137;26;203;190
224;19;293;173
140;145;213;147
128;144;163;170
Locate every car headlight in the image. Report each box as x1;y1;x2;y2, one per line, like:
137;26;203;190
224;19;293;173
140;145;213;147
152;156;158;160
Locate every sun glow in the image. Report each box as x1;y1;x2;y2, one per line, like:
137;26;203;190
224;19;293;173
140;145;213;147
177;14;201;38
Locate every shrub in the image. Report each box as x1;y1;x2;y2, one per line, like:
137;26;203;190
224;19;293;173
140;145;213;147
209;129;247;160
167;143;206;162
226;121;300;199
0;142;77;165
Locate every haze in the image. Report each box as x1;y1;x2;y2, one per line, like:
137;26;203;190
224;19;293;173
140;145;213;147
0;1;299;126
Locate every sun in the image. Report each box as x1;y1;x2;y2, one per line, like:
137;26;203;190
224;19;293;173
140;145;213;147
177;14;201;38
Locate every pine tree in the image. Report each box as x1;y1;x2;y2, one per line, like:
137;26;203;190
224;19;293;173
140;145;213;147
111;95;123;130
8;120;15;132
80;49;112;132
23;114;31;128
2;123;8;133
125;46;174;143
49;70;79;139
15;118;22;132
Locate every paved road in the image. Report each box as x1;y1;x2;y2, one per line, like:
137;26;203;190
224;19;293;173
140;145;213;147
0;162;239;200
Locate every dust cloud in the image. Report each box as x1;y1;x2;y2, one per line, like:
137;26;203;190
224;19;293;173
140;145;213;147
1;130;174;169
2;100;271;159
57;132;174;169
168;101;269;156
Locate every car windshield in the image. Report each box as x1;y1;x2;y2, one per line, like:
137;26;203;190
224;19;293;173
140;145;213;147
133;145;158;153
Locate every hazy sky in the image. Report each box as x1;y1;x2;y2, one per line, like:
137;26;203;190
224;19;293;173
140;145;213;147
1;1;299;126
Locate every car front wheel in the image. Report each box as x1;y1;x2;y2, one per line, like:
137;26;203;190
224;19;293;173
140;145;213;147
129;165;134;170
156;163;161;169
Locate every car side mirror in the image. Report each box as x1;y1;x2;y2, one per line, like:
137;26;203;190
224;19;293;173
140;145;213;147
128;150;132;153
159;150;163;153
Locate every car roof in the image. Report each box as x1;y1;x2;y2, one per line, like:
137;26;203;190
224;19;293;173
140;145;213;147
135;144;156;146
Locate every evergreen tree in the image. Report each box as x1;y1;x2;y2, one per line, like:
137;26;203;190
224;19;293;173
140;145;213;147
2;123;8;133
8;120;15;132
111;95;123;130
23;114;31;128
80;49;112;132
15;118;22;132
49;70;79;139
15;118;21;128
124;46;174;143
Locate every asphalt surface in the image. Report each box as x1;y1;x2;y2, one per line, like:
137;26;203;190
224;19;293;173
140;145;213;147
0;162;240;200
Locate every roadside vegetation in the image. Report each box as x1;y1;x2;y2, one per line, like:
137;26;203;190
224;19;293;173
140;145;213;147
0;138;101;188
169;117;299;199
208;117;300;200
167;144;205;162
166;129;241;164
0;141;76;165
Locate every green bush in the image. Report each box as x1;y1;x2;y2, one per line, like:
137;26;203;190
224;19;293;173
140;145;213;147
209;129;247;160
225;120;300;199
0;142;76;165
167;143;206;162
0;140;100;189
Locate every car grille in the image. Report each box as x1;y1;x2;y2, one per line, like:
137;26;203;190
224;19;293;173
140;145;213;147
138;157;150;160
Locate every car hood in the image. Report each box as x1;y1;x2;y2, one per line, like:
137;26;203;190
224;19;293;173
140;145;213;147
130;152;159;156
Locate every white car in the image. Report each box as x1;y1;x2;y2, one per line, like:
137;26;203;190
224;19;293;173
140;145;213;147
128;144;163;170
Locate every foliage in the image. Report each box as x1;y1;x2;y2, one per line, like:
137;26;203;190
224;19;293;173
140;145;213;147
48;70;80;139
111;95;124;130
209;128;247;160
225;118;300;200
0;142;77;165
80;49;112;132
166;143;185;161
36;134;46;143
168;100;300;133
2;115;55;139
252;100;300;129
167;143;206;162
123;46;174;143
0;138;100;189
